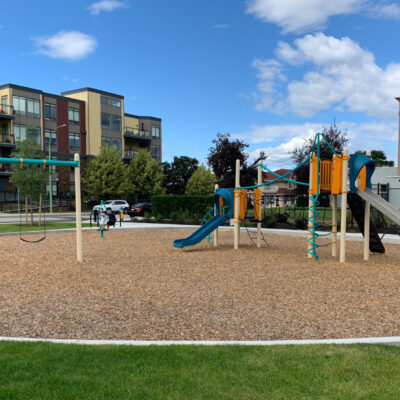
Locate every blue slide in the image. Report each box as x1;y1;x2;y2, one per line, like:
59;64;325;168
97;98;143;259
173;214;230;248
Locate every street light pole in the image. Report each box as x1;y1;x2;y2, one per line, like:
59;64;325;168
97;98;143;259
49;124;67;213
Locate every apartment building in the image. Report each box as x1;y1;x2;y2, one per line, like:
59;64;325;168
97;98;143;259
0;84;162;195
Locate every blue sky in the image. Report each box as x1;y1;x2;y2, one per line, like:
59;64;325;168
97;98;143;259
1;0;400;167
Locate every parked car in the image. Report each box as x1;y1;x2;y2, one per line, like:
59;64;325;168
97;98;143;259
128;202;152;217
93;200;129;213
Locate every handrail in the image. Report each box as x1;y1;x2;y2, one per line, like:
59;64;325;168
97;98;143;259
0;104;15;116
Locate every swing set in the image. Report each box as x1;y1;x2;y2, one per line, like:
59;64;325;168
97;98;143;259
0;154;83;261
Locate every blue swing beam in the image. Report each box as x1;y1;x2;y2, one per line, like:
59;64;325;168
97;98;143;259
1;154;83;262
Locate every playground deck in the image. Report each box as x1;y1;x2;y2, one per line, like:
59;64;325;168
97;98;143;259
1;229;400;341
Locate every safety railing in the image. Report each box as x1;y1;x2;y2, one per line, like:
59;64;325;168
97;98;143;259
124;128;151;139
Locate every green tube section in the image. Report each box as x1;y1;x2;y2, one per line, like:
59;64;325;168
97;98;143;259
0;157;79;167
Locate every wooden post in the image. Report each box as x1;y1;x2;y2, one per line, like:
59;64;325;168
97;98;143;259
340;148;349;263
332;194;338;257
364;150;371;261
308;153;314;258
257;165;262;248
234;159;240;250
214;184;219;247
74;153;83;262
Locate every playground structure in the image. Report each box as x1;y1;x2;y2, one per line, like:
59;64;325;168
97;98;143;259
174;132;400;262
0;154;83;262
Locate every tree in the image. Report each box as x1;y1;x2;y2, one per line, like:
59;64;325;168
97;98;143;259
84;145;129;200
207;133;266;188
186;165;215;195
10;127;48;225
163;156;199;194
355;150;394;167
127;149;164;201
291;124;349;193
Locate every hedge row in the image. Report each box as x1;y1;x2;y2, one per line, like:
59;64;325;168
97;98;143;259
152;195;214;220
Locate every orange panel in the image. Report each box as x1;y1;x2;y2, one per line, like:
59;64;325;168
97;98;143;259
218;195;224;215
358;166;366;191
310;156;320;195
331;155;342;195
239;189;247;220
254;188;261;220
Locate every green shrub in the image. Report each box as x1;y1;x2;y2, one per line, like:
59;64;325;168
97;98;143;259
152;195;213;220
296;194;308;208
264;215;277;228
295;218;308;230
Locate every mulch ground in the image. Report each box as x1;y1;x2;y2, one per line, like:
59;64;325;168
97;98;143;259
1;228;400;340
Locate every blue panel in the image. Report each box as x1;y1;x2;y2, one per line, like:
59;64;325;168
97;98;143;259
349;154;375;193
214;188;234;218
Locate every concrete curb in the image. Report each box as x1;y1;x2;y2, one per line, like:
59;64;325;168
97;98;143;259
0;336;399;346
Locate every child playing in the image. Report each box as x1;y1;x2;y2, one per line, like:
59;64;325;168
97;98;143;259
106;208;116;231
98;207;107;231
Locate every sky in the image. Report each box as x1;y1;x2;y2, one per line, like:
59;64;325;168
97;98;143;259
1;0;400;168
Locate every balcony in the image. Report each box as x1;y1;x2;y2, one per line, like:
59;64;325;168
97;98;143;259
0;105;15;120
0;134;16;148
123;150;138;160
124;128;151;142
0;163;13;176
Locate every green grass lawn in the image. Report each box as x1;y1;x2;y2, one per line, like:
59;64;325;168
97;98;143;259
0;222;91;234
1;342;400;399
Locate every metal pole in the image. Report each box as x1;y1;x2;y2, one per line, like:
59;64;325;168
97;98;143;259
364;150;371;261
340;148;349;263
48;137;52;214
214;184;219;247
74;153;83;262
234;159;240;250
332;194;338;257
257;165;262;248
308;153;314;258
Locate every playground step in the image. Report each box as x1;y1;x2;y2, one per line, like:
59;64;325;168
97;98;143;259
347;193;385;254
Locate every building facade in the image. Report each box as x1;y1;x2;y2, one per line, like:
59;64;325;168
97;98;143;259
261;169;298;207
0;84;162;196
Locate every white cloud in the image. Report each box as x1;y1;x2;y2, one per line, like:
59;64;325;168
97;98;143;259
246;0;364;34
246;0;400;34
240;121;397;168
367;2;400;19
252;33;400;118
212;24;230;29
87;0;126;15
33;31;97;61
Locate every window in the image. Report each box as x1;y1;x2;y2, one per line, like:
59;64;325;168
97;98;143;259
13;96;26;115
46;183;58;196
101;113;110;128
14;124;26;141
1;96;7;107
111;115;121;131
101;136;111;146
152;125;160;137
27;99;40;118
70;182;75;194
101;113;121;131
28;127;41;145
151;145;160;158
45;129;57;147
14;125;40;144
69;132;80;149
101;136;121;153
68;108;80;124
101;96;121;107
112;138;121;154
44;103;56;120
